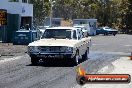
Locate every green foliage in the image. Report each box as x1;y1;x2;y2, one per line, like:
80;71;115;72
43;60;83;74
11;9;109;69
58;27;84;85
123;0;132;34
31;0;51;26
31;0;132;33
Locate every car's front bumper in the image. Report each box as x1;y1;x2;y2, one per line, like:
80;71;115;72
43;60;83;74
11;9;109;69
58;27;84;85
29;52;74;59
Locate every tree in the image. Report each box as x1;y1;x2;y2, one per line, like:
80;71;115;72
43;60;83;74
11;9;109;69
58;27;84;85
124;0;132;33
53;0;74;19
30;0;132;34
30;0;50;26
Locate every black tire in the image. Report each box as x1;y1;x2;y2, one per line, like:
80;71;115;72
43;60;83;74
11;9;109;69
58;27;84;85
76;76;87;85
106;32;108;35
96;33;99;35
73;50;80;65
113;33;116;36
104;32;108;36
82;48;89;61
31;57;39;65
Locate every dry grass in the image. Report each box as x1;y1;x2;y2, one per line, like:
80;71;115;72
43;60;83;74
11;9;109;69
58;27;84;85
0;43;27;57
61;20;73;27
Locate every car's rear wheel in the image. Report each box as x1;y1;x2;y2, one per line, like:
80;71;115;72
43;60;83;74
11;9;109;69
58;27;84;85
104;32;108;36
96;33;99;35
113;33;116;36
31;57;39;65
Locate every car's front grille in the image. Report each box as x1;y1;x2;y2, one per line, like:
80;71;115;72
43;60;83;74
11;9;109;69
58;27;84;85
40;46;62;52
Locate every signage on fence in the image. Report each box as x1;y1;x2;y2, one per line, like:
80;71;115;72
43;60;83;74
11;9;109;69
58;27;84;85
0;9;7;26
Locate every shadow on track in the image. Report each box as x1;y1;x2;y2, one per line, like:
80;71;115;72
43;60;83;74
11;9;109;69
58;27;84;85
26;60;77;67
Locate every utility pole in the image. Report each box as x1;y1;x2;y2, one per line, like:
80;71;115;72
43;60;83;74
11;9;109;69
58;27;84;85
49;0;52;27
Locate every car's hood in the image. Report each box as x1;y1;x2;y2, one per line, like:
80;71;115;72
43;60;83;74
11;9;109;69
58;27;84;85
28;39;79;47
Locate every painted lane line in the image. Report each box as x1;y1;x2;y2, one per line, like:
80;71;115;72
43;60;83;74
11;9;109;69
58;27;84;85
92;44;106;46
0;55;24;64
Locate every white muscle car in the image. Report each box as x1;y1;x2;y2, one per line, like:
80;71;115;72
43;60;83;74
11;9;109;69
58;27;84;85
28;27;91;65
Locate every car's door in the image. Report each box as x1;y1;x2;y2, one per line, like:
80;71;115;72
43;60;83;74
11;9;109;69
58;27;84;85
81;33;91;54
76;29;82;56
77;29;86;56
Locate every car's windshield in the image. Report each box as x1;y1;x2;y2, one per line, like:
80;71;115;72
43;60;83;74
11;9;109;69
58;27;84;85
41;29;71;39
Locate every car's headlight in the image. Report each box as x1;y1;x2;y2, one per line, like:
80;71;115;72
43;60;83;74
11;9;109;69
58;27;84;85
28;46;40;52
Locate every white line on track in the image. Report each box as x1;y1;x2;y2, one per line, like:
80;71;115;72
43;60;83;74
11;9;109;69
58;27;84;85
124;45;132;47
92;44;106;46
0;55;23;64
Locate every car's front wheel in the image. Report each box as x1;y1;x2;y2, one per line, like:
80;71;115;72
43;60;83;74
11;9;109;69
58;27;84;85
31;57;39;65
82;47;89;61
73;50;80;65
113;33;116;36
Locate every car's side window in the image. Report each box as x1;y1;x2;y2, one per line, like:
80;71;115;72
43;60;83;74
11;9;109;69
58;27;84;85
85;28;89;37
82;32;85;38
77;30;82;40
73;30;77;39
81;29;85;38
82;28;88;38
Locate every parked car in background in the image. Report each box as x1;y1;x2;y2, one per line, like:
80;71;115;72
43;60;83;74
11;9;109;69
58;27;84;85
28;27;91;65
73;19;97;36
73;25;89;37
96;27;118;36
